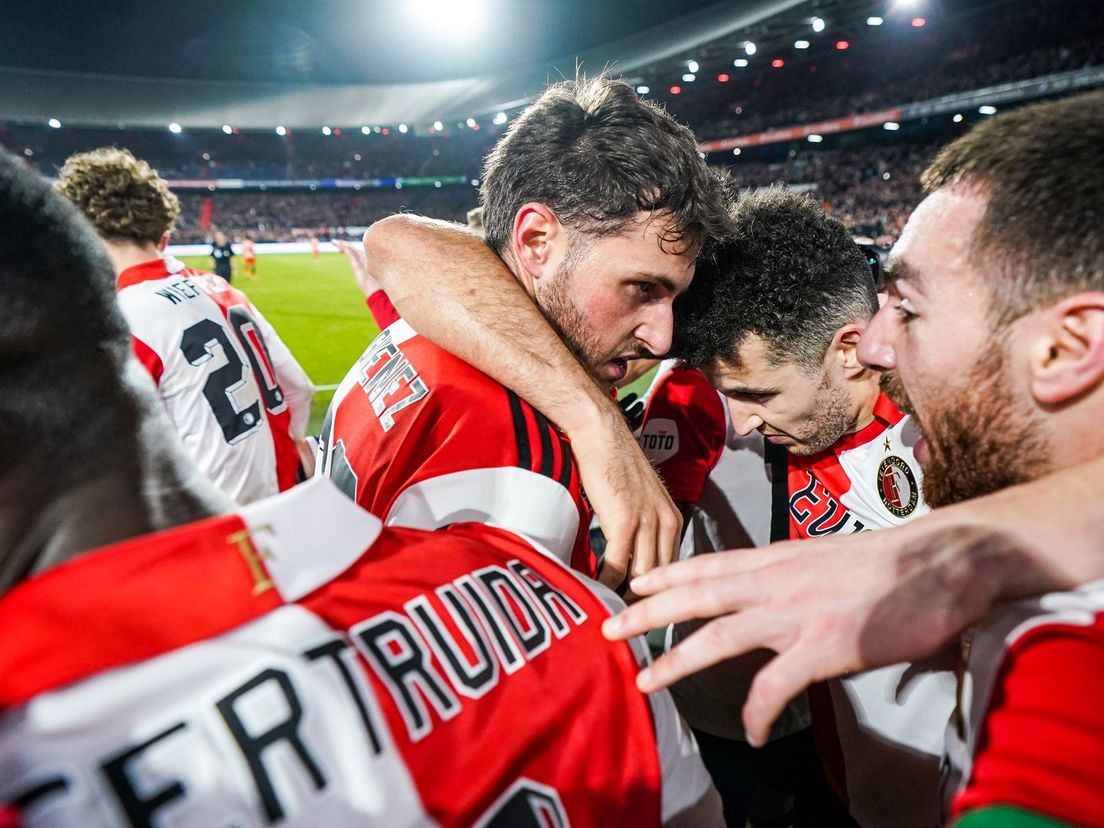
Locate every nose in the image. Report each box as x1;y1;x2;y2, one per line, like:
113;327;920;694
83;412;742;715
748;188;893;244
634;302;674;357
857;306;897;372
726;398;764;437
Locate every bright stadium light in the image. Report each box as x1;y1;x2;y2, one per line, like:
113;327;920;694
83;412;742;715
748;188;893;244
807;134;824;143
811;17;826;32
687;59;699;73
744;41;757;55
883;121;901;130
493;112;508;125
867;16;884;26
636;85;650;94
466;117;477;128
953;113;964;122
48;118;61;129
168;122;183;134
734;58;749;67
398;123;408;133
221;124;232;134
794;39;810;49
732;148;742;156
275;125;287;136
979;105;997;115
408;0;486;38
682;73;696;82
322;126;332;135
433;120;444;131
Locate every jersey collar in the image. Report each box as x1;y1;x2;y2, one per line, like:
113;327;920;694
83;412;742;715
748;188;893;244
116;256;186;291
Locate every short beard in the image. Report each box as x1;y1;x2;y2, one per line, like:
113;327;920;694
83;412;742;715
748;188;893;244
787;369;856;456
919;340;1048;508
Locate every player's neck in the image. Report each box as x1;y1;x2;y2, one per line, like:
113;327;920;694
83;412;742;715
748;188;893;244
101;239;163;277
847;373;884;434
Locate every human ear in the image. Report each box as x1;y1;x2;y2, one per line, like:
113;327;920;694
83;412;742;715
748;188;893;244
832;323;866;374
511;203;562;281
1029;293;1104;406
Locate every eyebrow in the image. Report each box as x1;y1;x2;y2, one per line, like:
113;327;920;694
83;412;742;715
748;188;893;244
637;273;680;294
719;384;780;397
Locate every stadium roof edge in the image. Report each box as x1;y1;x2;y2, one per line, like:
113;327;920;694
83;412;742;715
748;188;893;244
0;0;804;129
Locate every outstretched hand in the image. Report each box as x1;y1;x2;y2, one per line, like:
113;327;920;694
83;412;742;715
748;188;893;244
602;523;1013;745
334;239;381;297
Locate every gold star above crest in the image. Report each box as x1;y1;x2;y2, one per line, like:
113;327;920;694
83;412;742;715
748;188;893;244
883;436;892;452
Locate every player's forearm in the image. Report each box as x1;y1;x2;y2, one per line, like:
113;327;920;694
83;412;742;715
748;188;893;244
362;214;613;434
915;456;1104;606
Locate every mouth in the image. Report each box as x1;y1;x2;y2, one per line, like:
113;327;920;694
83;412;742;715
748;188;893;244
604;358;629;382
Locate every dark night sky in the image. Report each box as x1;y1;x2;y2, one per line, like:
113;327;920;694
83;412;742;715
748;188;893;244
1;0;730;84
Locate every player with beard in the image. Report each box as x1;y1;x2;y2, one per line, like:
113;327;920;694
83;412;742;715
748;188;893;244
641;188;951;828
317;76;728;578
0;148;721;827
607;89;1104;826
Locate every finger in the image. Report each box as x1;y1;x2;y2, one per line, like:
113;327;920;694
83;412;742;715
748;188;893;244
630;510;658;580
630;544;802;595
742;646;818;748
603;576;763;640
635;609;779;693
597;527;631;590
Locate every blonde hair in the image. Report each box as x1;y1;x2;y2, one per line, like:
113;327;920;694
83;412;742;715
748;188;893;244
57;147;180;245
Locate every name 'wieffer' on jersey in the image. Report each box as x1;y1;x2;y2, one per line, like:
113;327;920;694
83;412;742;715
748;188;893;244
357;328;429;431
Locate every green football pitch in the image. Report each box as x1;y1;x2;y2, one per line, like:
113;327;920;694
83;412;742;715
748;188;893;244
178;251;657;435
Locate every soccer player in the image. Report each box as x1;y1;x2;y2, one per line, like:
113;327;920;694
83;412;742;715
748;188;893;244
241;236;257;279
0;148;721;827
646;188;950;827
57;148;315;504
210;229;235;282
318;77;728;579
609;90;1104;826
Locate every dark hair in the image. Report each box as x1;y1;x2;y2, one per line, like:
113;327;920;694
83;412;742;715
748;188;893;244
56;147;180;245
674;187;877;370
922;89;1104;326
0;149;140;489
480;75;729;255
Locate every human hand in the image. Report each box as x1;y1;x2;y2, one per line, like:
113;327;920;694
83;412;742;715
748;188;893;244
334;239;381;297
569;400;683;590
603;523;1010;745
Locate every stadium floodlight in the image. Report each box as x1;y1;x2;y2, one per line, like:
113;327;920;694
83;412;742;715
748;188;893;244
398;123;409;133
912;17;926;27
168;122;183;134
493;112;508;125
470;178;479;186
836;40;850;50
883;121;900;130
794;40;810;49
979;105;997;115
732;148;742;156
466;117;477;128
374;126;382;133
221;124;232;134
275;125;287;136
48;118;61;129
734;58;749;67
433;120;444;131
408;0;485;38
807;134;824;143
953;113;964;122
717;73;730;82
867;16;884;26
771;59;785;68
682;73;696;82
434;180;442;188
811;17;826;32
744;41;757;55
669;85;682;95
636;85;650;94
687;59;699;73
322;126;332;136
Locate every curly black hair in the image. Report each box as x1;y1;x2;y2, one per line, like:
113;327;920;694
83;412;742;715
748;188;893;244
674;187;877;371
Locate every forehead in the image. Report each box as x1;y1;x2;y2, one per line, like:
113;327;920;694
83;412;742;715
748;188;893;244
586;212;698;269
705;334;812;387
888;186;989;296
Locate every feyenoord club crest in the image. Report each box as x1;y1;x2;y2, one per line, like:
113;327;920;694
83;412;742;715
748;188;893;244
877;455;919;517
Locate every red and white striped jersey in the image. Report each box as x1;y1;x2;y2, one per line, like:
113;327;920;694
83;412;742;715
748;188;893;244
0;479;718;827
318;320;594;576
944;581;1104;826
117;257;313;503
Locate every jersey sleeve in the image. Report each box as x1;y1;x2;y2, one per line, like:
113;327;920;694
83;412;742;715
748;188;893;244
639;368;727;504
129;335;165;387
952;620;1104;827
247;303;314;440
365;289;401;330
